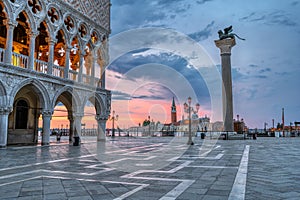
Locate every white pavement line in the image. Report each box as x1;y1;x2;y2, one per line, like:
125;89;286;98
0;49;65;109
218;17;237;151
187;165;238;169
0;154;96;172
112;183;149;200
40;176;150;200
159;180;195;200
228;145;250;200
87;155;156;168
107;143;163;154
0;170;41;180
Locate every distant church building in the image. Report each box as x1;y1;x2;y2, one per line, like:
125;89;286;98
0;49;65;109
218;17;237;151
171;97;177;124
0;0;111;148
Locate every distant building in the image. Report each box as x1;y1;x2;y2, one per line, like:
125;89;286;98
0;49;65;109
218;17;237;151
233;115;247;133
171;97;177;124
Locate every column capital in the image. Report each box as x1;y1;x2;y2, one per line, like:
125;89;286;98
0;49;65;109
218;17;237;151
28;30;40;38
95;114;108;121
42;110;53;117
47;38;57;45
214;38;236;55
73;113;84;118
0;107;12;115
4;20;18;28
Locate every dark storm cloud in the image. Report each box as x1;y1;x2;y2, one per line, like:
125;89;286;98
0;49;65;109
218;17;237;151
112;90;132;100
291;1;299;6
188;21;215;41
259;68;271;73
239;11;296;27
111;0;193;33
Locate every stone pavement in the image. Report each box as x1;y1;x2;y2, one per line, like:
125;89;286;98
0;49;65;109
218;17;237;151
0;136;299;200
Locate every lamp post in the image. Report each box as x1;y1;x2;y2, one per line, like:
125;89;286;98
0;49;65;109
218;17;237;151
109;110;118;138
184;97;200;145
148;115;151;136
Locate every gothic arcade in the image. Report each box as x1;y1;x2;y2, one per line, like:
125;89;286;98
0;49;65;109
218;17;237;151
0;0;111;147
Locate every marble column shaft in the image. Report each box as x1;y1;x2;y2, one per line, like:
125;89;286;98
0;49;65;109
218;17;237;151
42;111;52;145
215;38;236;132
5;21;17;65
96;116;107;141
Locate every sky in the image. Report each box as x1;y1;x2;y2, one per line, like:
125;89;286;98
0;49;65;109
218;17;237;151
104;0;300;129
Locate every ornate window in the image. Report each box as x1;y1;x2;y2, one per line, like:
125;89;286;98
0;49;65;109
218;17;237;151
64;16;74;32
78;24;87;38
47;7;59;24
91;31;98;44
28;0;42;14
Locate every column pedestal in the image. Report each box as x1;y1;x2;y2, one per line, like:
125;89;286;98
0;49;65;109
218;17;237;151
215;38;236;132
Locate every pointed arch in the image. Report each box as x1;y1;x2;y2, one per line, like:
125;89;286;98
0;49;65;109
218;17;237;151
52;86;80;113
8;78;50;110
22;7;37;33
81;92;106;116
0;80;7;107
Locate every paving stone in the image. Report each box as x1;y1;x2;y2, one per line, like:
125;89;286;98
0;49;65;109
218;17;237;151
0;137;300;199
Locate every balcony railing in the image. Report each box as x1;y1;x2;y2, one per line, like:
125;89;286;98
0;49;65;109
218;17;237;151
0;48;98;87
69;69;78;81
12;52;28;69
53;64;65;78
34;59;48;74
0;48;4;62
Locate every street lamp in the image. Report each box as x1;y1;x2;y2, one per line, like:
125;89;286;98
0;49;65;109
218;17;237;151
184;97;200;145
148;115;151;136
109;110;118;138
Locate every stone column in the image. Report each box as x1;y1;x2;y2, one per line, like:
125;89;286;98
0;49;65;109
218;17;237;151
90;53;97;86
78;52;85;83
101;68;106;88
0;107;12;148
68;115;74;142
64;46;71;79
28;31;39;70
47;39;56;75
96;115;107;141
74;114;83;136
215;38;236;132
5;21;17;65
42;110;52;145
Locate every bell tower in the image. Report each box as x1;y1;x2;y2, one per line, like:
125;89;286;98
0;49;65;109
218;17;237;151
171;97;177;124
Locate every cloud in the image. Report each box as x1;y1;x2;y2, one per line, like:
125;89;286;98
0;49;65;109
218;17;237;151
188;21;215;41
196;0;213;5
112;90;132;100
239;11;297;27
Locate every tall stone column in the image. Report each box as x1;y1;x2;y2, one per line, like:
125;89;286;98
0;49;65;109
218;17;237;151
73;113;83;136
90;53;97;86
42;110;52;145
68;115;74;142
28;31;39;70
47;39;56;75
78;52;85;83
0;107;12;148
64;46;71;79
96;115;107;141
5;21;17;65
215;38;236;132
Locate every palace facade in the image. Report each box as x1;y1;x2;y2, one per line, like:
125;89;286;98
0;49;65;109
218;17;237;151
0;0;111;147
